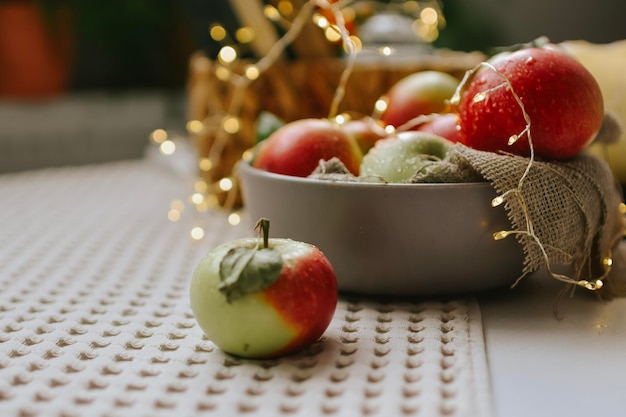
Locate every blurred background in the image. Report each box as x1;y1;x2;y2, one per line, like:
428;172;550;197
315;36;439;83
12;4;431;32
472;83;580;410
1;0;625;172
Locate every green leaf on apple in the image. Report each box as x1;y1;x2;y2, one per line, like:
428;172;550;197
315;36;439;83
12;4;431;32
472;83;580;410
219;245;283;303
255;111;285;144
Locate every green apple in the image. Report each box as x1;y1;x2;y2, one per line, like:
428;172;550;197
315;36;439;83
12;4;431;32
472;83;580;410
360;131;452;182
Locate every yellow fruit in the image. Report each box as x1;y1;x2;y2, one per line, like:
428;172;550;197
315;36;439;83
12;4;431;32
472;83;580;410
561;40;626;182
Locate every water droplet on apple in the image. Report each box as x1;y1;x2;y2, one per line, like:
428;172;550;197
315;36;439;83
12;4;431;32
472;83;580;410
525;56;535;65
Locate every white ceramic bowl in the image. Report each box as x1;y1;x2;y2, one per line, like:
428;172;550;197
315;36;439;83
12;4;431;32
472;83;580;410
238;161;524;296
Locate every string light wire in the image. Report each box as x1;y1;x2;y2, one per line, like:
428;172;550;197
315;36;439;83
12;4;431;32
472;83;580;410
450;62;614;292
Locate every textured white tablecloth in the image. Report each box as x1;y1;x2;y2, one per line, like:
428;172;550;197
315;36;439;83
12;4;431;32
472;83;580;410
0;158;493;417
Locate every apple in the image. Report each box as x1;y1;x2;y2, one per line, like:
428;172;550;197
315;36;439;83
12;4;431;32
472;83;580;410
190;218;338;358
416;113;461;143
379;70;460;128
340;117;387;154
457;47;604;160
360;131;452;183
252;118;363;177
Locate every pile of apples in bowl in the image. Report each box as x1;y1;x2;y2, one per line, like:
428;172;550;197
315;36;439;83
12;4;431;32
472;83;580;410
238;44;605;296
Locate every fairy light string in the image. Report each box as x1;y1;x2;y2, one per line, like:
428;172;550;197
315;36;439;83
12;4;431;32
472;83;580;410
450;62;614;292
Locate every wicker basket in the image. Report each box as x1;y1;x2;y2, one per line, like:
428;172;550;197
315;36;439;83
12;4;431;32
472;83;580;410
187;49;485;207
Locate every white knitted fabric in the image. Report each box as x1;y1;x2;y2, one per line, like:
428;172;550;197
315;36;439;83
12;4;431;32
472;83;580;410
0;158;493;417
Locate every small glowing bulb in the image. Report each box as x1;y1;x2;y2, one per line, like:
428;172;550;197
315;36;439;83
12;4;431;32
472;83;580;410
190;227;205;240
150;129;168;144
236;27;255;44
380;46;394;56
219;177;233;191
199;158;213;172
186;120;204;134
347;35;362;53
508;135;519;145
244;65;260;80
472;92;487;103
278;0;293;15
420;7;439;25
493;230;513;240
215;66;231;81
264;5;280;21
491;195;505;207
578;279;603;291
228;212;241;226
314;14;329;29
384;125;395;134
190;192;205;205
218;46;238;64
242;149;254;162
210;24;227;41
334;114;348;125
168;209;181;222
222;116;241;134
325;26;342;42
374;98;388;113
159;140;176;156
619;202;626;215
603;257;613;267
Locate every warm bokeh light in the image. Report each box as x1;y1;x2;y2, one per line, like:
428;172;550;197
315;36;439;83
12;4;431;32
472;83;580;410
218;46;238;64
236;27;255;44
374;98;388;113
228;212;242;226
244;65;260;80
278;0;294;16
159;140;176;156
215;65;231;81
420;7;439;25
209;24;227;41
190;192;205;205
222;116;241;134
264;5;280;21
199;158;213;172
324;26;342;43
190;227;205;240
186;120;204;134
150;129;168;144
219;178;234;192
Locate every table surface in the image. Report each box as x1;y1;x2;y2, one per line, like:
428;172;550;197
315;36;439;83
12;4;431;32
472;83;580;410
0;155;624;417
480;268;626;417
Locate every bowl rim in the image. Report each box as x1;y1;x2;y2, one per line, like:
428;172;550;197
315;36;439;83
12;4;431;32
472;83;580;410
238;159;491;190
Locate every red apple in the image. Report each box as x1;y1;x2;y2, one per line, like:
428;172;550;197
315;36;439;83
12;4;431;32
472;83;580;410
416;113;461;143
457;47;604;160
252;118;363;177
380;70;460;128
190;218;338;358
340;117;387;154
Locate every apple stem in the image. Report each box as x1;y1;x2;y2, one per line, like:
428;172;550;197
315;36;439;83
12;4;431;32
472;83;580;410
255;218;271;249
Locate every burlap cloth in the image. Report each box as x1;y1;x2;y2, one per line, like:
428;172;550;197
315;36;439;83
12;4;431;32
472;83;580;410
314;115;626;296
440;145;624;293
412;112;626;296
